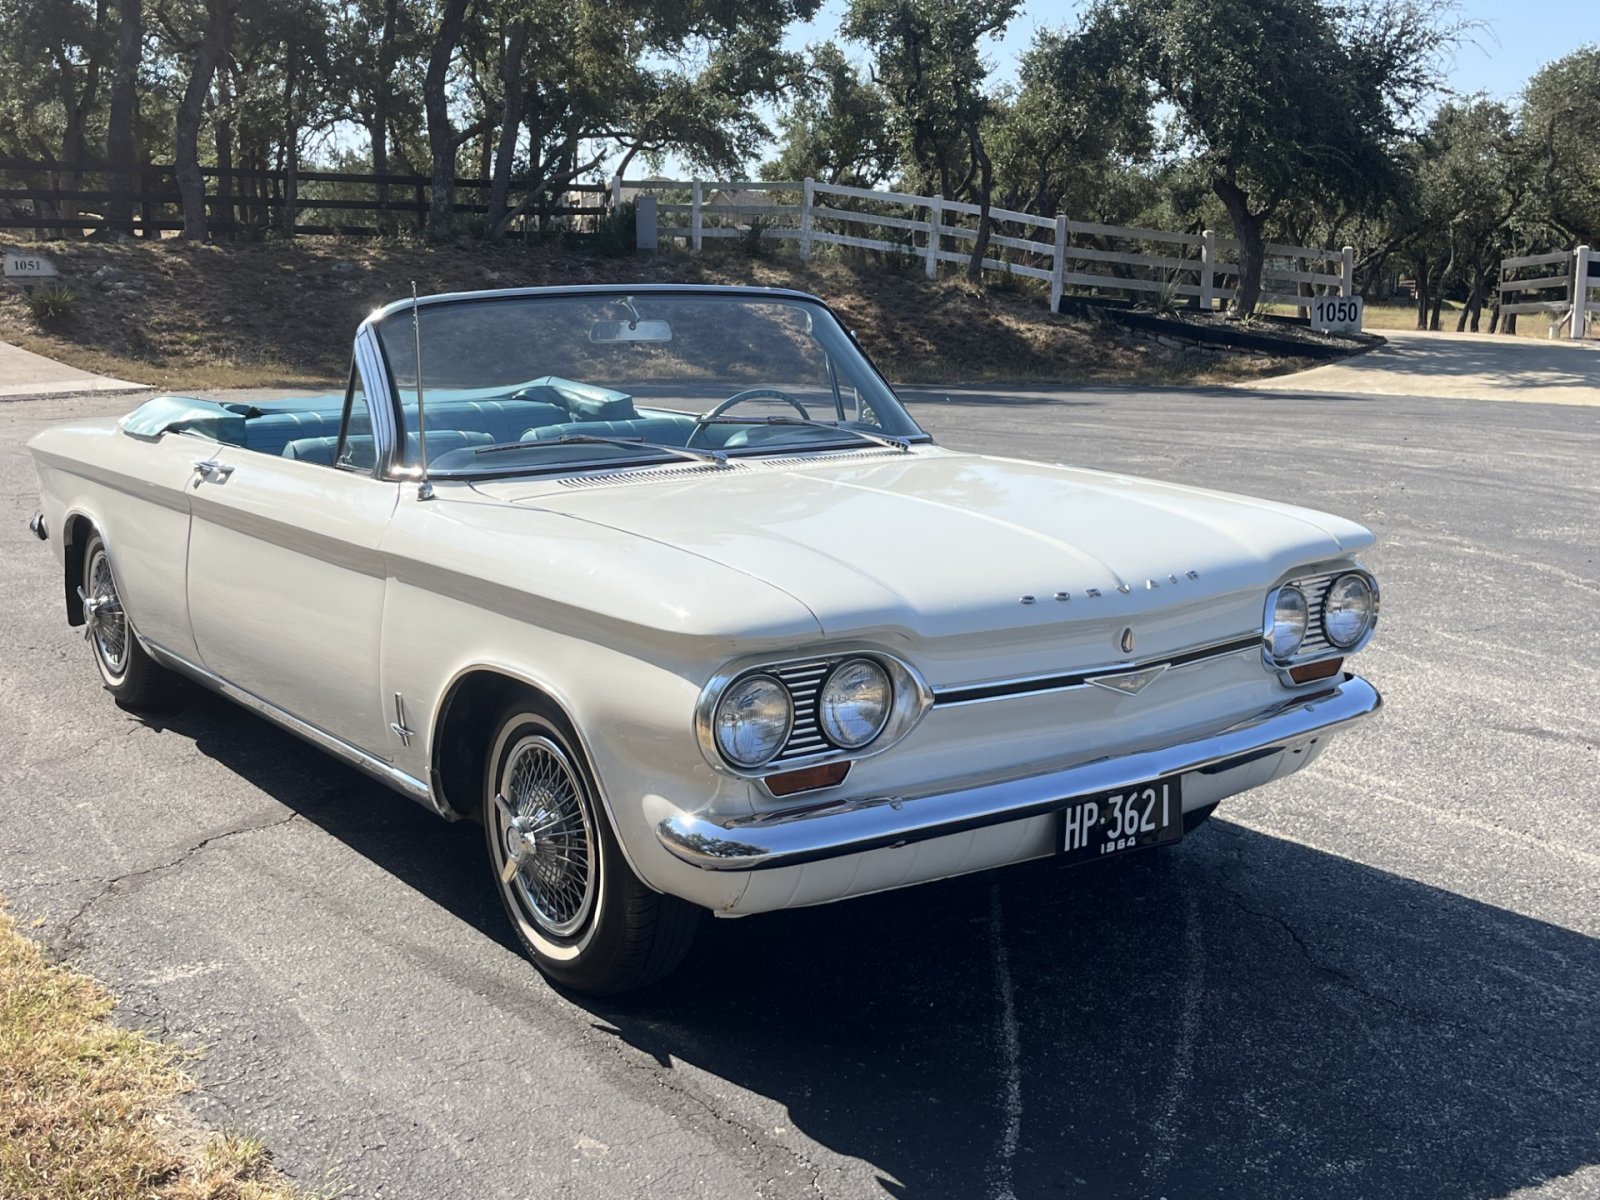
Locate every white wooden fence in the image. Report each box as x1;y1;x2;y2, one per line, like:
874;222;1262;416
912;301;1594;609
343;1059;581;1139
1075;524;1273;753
616;177;1356;314
1497;245;1596;338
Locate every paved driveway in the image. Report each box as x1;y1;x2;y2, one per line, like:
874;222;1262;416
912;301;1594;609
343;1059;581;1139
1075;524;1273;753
2;384;1598;1199
1251;328;1600;406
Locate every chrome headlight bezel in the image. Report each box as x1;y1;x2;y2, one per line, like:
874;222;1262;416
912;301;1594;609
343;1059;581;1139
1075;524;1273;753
1262;564;1380;674
696;648;933;780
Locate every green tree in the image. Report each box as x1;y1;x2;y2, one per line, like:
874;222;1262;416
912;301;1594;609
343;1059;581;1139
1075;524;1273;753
988;22;1152;218
1101;0;1462;315
844;0;1017;279
1520;44;1600;245
763;43;895;186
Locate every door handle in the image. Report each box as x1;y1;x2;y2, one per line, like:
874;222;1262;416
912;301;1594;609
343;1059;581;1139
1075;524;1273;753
191;459;235;484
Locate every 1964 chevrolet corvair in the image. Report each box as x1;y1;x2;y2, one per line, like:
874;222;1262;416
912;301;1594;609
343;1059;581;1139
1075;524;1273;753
28;285;1381;994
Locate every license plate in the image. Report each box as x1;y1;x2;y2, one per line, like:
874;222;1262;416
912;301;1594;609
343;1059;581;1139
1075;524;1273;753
1058;777;1182;865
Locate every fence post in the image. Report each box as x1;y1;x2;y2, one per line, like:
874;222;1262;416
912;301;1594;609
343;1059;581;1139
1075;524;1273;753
691;180;703;252
925;196;942;280
610;175;622;211
1050;214;1068;313
1341;245;1356;298
1573;246;1592;340
800;178;814;262
1200;230;1216;311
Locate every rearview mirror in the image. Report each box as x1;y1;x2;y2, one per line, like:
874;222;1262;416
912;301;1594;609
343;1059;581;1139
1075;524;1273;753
590;319;673;343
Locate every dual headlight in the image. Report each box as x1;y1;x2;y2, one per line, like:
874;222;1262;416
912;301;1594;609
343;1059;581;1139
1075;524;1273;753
1266;570;1378;663
713;657;893;769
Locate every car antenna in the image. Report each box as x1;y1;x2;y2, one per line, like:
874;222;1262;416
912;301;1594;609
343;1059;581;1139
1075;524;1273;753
410;281;433;500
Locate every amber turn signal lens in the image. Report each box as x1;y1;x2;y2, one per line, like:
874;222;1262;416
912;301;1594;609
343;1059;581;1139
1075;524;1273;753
763;761;851;796
1288;657;1344;684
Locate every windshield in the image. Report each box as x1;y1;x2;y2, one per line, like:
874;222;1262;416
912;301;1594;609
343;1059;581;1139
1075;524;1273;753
371;291;927;475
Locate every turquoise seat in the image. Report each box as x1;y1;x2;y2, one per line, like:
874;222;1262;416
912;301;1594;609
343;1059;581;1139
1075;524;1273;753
410;399;569;444
520;416;698;444
282;430;496;469
243;410;355;456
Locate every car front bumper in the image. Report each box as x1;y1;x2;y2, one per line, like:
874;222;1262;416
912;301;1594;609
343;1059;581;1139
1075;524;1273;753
656;673;1380;885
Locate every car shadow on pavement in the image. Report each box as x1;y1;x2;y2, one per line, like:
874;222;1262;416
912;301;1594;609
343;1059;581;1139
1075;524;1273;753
591;823;1600;1200
152;701;1599;1200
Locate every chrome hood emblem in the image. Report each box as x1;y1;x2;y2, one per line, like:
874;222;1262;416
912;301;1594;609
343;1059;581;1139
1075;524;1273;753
1086;663;1169;696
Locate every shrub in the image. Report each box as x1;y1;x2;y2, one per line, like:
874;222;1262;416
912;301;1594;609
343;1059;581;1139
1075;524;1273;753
26;283;76;324
592;201;637;257
739;215;771;259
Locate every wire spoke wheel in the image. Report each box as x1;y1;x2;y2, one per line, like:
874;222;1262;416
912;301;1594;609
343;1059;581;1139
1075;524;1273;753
84;547;129;678
494;734;597;939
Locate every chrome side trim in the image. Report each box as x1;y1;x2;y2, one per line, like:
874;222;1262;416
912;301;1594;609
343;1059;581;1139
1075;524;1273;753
143;640;438;812
658;673;1381;871
932;633;1263;707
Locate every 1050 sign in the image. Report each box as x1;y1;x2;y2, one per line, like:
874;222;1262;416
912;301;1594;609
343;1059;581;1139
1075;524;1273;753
1310;295;1364;333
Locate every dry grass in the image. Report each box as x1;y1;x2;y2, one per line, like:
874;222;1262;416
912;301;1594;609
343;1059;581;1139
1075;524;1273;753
0;903;320;1200
0;236;1299;391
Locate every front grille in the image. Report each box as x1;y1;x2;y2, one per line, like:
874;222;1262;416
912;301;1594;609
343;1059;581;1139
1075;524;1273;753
771;659;835;763
1290;569;1342;655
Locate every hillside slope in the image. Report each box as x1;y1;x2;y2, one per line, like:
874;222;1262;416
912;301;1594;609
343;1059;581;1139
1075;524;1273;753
0;238;1288;390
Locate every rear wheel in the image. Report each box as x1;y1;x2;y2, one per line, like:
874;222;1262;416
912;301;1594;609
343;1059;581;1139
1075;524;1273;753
80;533;181;710
483;696;700;995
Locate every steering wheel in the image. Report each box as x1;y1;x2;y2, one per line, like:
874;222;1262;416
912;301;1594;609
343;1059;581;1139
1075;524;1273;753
687;388;810;446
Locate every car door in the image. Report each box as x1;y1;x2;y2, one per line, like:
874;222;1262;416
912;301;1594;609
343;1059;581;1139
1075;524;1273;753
185;358;400;755
72;423;218;664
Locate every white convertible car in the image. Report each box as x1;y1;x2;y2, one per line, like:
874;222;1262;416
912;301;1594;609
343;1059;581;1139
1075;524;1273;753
28;285;1381;994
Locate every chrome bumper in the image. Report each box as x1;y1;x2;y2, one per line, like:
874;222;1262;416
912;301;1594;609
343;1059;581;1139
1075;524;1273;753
657;674;1381;872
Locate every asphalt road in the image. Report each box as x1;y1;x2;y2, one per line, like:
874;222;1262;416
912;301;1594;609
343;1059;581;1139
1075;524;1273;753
3;382;1598;1199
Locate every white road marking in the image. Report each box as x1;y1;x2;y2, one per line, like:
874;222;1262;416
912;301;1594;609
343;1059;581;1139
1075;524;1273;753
987;882;1022;1200
1143;891;1203;1189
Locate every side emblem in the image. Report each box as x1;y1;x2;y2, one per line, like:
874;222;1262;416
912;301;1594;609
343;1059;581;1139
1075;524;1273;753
1087;663;1169;696
1120;627;1136;654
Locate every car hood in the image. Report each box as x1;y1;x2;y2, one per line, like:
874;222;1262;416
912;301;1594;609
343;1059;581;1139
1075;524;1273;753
472;448;1372;677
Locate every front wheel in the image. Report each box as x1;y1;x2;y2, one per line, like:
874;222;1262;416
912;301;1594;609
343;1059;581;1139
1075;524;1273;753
80;532;182;710
483;697;700;995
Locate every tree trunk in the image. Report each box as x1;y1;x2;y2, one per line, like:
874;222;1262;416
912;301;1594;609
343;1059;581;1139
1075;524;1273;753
1214;175;1264;317
176;0;230;241
424;0;472;237
1414;262;1430;329
372;0;398;231
485;18;528;241
213;70;234;228
282;135;298;236
280;40;300;237
959;114;993;284
105;0;141;234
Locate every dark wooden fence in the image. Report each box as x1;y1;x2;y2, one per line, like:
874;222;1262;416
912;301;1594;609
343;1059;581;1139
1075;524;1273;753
0;157;611;238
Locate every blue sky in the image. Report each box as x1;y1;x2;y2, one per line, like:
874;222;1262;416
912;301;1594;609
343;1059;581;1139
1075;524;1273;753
782;0;1596;102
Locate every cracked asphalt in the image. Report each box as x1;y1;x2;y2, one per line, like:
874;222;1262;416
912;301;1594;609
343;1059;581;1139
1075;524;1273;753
3;381;1599;1199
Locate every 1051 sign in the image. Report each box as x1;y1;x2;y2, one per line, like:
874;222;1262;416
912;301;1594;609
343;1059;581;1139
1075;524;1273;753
1310;295;1364;333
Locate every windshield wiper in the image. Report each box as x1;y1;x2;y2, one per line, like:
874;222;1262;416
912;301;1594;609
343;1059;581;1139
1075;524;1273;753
693;414;912;453
473;433;728;467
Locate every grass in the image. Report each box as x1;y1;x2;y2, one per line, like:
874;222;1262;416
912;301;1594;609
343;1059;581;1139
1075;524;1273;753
0;236;1300;392
0;902;320;1200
